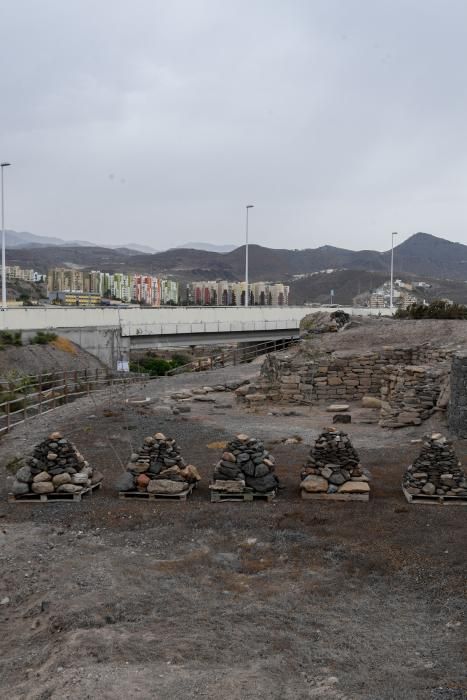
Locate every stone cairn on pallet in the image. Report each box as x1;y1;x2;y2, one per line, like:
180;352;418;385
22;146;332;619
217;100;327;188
300;428;370;496
210;434;278;494
9;432;102;497
116;432;201;495
403;433;467;497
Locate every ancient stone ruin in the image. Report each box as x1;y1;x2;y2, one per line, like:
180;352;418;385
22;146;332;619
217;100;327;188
116;432;201;495
300;428;370;498
210;434;278;494
449;351;467;438
10;431;102;497
403;433;467;498
257;342;455;429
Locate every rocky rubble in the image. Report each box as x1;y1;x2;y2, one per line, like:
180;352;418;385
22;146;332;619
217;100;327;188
210;434;278;494
9;431;102;497
403;433;467;497
116;432;201;494
300;428;370;496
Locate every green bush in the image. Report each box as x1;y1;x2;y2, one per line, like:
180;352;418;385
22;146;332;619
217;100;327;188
0;330;22;348
395;300;467;320
130;354;189;377
30;331;58;345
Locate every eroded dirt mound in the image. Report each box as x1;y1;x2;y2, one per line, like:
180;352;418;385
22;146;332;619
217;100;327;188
0;341;104;381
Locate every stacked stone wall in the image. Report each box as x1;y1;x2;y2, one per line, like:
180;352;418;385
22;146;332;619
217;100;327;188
259;344;454;408
449;352;467;437
379;364;449;428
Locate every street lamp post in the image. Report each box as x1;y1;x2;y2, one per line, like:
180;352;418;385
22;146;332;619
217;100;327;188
245;204;254;307
390;231;398;311
1;162;11;309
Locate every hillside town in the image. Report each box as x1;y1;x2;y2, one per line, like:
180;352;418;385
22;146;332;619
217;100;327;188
2;263;452;310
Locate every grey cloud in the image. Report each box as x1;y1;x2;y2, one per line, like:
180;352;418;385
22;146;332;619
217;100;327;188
0;0;466;250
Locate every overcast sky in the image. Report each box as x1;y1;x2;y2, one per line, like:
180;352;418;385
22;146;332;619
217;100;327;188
1;0;466;251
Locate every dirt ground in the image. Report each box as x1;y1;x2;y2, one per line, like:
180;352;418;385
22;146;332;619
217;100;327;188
0;363;466;700
317;318;467;353
0;342;104;382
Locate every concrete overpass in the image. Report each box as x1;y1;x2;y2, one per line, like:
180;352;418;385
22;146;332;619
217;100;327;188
0;305;392;368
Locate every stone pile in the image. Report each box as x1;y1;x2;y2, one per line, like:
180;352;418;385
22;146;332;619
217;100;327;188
403;433;467;497
210;434;278;494
116;432;201;495
10;432;101;497
300;428;370;496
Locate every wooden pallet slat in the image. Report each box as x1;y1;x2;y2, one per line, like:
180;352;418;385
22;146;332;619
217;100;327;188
402;484;467;506
8;481;103;504
118;482;196;502
301;490;370;502
210;488;276;503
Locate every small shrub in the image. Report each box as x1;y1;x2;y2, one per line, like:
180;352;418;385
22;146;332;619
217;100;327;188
0;330;22;347
130;353;189;377
395;300;467;320
30;331;58;345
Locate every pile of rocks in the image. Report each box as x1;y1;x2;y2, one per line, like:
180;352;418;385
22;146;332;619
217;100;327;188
9;432;101;497
403;433;467;497
116;432;201;495
210;434;278;494
300;428;370;497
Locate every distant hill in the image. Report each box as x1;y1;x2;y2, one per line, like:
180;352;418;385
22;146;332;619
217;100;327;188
288;268;467;306
6;230;96;248
174;242;236;253
6;230;158;254
6;232;467;291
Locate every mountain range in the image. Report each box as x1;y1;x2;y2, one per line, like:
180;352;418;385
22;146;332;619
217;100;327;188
5;230;236;254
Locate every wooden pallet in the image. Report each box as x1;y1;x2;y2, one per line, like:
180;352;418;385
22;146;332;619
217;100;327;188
402;484;467;506
8;481;102;504
118;482;196;502
210;488;276;503
301;490;369;502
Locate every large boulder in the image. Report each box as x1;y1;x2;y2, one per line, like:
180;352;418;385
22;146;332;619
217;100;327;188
115;472;135;492
300;475;328;493
147;479;187;494
31;482;54;495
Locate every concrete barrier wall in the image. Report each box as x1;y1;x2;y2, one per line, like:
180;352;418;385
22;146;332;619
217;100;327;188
0;305;392;334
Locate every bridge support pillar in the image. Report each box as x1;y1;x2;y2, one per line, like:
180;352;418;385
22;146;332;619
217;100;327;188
59;327;130;370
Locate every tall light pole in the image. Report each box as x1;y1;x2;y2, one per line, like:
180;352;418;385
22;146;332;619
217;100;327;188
390;231;398;311
245;204;254;307
1;162;11;309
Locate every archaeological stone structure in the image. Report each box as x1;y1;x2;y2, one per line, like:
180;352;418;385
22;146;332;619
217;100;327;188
449;351;467;438
254;342;456;428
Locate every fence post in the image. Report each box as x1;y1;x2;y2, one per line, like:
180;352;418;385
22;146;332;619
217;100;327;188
6;402;10;433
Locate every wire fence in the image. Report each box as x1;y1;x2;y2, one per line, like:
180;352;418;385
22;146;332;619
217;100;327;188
166;336;300;375
0;337;300;436
0;368;148;436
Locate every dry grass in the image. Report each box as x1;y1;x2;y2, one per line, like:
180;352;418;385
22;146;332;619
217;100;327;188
51;336;78;354
206;440;228;449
